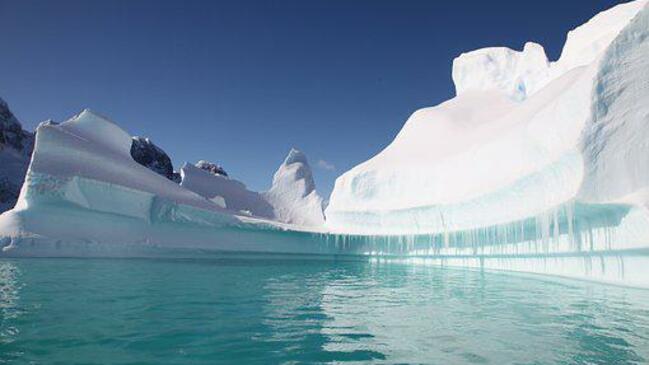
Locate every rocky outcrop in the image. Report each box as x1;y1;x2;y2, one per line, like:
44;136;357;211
195;160;228;177
130;137;178;182
0;98;34;212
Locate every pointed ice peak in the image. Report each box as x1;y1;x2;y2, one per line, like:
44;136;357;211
274;148;315;193
263;148;324;226
283;148;309;166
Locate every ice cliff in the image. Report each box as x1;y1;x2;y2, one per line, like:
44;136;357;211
0;98;33;213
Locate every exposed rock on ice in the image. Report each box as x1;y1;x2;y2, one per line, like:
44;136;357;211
195;160;228;177
263;149;325;227
0;98;33;212
130;136;178;182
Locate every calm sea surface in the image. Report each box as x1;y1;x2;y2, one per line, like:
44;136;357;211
1;257;648;364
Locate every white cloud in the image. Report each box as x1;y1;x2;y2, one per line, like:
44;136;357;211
317;159;336;171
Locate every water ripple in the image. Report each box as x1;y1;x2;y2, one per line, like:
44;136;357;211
0;258;648;364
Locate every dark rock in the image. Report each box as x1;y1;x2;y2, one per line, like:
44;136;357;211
195;160;228;177
0;98;31;151
130;137;177;181
0;97;34;212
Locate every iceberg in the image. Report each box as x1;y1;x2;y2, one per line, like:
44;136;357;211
326;0;649;236
322;0;649;285
1;0;649;288
0;109;331;257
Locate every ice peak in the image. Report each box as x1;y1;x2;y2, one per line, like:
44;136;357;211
263;149;324;226
283;148;308;166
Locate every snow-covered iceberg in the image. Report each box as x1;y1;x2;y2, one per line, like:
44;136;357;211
323;0;649;285
1;0;649;288
326;0;649;235
0;109;335;257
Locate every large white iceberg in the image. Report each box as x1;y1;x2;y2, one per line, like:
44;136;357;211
326;0;649;236
1;0;649;288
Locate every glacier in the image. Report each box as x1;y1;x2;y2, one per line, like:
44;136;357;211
1;0;649;288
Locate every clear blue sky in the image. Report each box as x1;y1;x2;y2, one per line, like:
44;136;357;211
0;0;622;197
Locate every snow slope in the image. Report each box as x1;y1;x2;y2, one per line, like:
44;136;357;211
179;161;275;218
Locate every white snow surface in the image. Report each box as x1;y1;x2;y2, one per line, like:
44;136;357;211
179;162;275;218
452;0;648;101
179;149;324;226
326;0;649;235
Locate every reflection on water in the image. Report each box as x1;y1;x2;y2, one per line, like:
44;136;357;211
0;258;648;364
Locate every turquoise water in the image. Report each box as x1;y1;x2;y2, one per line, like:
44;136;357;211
1;258;649;364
